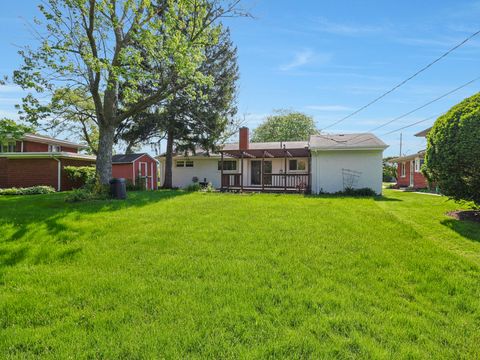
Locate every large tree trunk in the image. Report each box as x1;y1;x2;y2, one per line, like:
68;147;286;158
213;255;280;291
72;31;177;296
96;123;116;185
162;129;174;189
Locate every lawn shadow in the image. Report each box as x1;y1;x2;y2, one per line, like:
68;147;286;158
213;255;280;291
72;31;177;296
373;196;402;202
0;190;189;269
441;219;480;242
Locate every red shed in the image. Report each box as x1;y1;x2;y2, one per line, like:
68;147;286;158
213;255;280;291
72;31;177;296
112;153;158;190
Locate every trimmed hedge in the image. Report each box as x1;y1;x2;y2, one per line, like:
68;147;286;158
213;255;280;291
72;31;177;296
0;186;56;195
424;92;480;207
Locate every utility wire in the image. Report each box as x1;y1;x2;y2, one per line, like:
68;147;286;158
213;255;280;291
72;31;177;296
382;113;442;136
320;28;480;131
345;75;480;146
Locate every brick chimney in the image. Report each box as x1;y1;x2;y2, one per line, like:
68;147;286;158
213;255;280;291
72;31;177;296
239;127;249;150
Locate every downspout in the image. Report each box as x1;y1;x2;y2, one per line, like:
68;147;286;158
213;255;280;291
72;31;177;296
53;156;61;191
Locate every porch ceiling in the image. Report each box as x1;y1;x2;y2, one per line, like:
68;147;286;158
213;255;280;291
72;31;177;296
221;148;309;158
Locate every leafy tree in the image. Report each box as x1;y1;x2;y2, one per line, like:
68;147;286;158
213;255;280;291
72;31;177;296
424;92;480;207
48;88;99;155
0;118;34;144
12;0;246;185
251;110;318;142
383;157;397;182
119;28;240;188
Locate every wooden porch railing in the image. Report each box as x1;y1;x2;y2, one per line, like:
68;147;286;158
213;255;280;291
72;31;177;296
221;173;309;191
263;173;309;190
221;173;242;188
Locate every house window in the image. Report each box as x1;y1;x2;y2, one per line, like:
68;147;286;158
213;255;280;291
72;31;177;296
218;160;237;171
288;159;306;171
0;141;16;152
48;144;61;152
401;162;406;177
176;160;194;168
414;158;420;172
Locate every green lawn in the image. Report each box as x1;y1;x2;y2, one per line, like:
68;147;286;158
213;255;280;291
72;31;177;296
0;190;479;359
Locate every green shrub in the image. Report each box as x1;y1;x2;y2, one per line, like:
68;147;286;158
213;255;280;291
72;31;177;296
65;188;94;202
64;166;96;187
336;187;377;197
424;93;480;207
126;177;146;191
0;186;56;195
185;183;202;192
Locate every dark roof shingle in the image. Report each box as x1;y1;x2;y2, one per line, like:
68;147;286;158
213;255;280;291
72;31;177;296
112;153;146;163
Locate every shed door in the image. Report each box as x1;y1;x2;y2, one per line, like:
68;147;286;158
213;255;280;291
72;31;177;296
139;162;148;190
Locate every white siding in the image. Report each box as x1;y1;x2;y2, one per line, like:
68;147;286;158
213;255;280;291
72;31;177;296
159;158;227;189
311;150;383;194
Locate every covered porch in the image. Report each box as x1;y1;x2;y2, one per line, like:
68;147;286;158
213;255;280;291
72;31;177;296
219;146;311;193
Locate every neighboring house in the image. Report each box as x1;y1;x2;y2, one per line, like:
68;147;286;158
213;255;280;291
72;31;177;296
112;153;158;190
0;133;95;191
391;127;431;189
158;127;388;194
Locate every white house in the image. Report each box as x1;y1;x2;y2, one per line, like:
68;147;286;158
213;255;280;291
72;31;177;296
157;128;388;194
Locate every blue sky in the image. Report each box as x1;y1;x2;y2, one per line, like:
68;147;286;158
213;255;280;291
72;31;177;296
1;1;480;156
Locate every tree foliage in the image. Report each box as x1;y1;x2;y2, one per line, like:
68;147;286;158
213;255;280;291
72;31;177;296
0;118;34;144
118;28;240;188
12;0;246;184
383;157;397;182
424;92;480;207
251;110;318;142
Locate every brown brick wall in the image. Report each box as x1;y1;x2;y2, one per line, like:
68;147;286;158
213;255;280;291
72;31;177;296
0;157;95;191
0;158;7;188
23;141;49;152
4;158;58;189
62;146;79;153
396;160;428;189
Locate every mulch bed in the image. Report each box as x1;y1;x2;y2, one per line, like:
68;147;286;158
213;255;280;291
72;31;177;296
446;210;480;223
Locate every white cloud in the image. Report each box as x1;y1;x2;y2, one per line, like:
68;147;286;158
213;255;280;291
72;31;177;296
279;50;331;71
305;105;353;112
314;17;386;36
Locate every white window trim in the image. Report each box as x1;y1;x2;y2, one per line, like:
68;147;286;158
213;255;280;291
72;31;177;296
414;158;420;173
401;162;406;178
288;158;308;173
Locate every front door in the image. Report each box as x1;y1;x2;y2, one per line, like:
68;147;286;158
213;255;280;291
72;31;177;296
251;160;261;185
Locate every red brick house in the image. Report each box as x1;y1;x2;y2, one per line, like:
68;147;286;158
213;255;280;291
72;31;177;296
391;128;431;189
112;153;158;190
0;133;95;191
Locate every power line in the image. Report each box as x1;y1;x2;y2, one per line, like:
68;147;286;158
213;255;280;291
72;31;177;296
320;28;480;131
382;113;442;136
346;75;480;145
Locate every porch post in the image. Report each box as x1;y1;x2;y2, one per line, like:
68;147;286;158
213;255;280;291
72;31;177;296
220;151;224;191
241;152;244;191
307;150;312;194
262;151;265;192
284;148;287;193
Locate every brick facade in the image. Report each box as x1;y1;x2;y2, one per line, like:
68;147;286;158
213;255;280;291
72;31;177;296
396;159;428;189
0;157;95;191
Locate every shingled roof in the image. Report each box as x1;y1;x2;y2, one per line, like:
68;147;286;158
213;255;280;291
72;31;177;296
309;133;388;150
112;153;148;163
